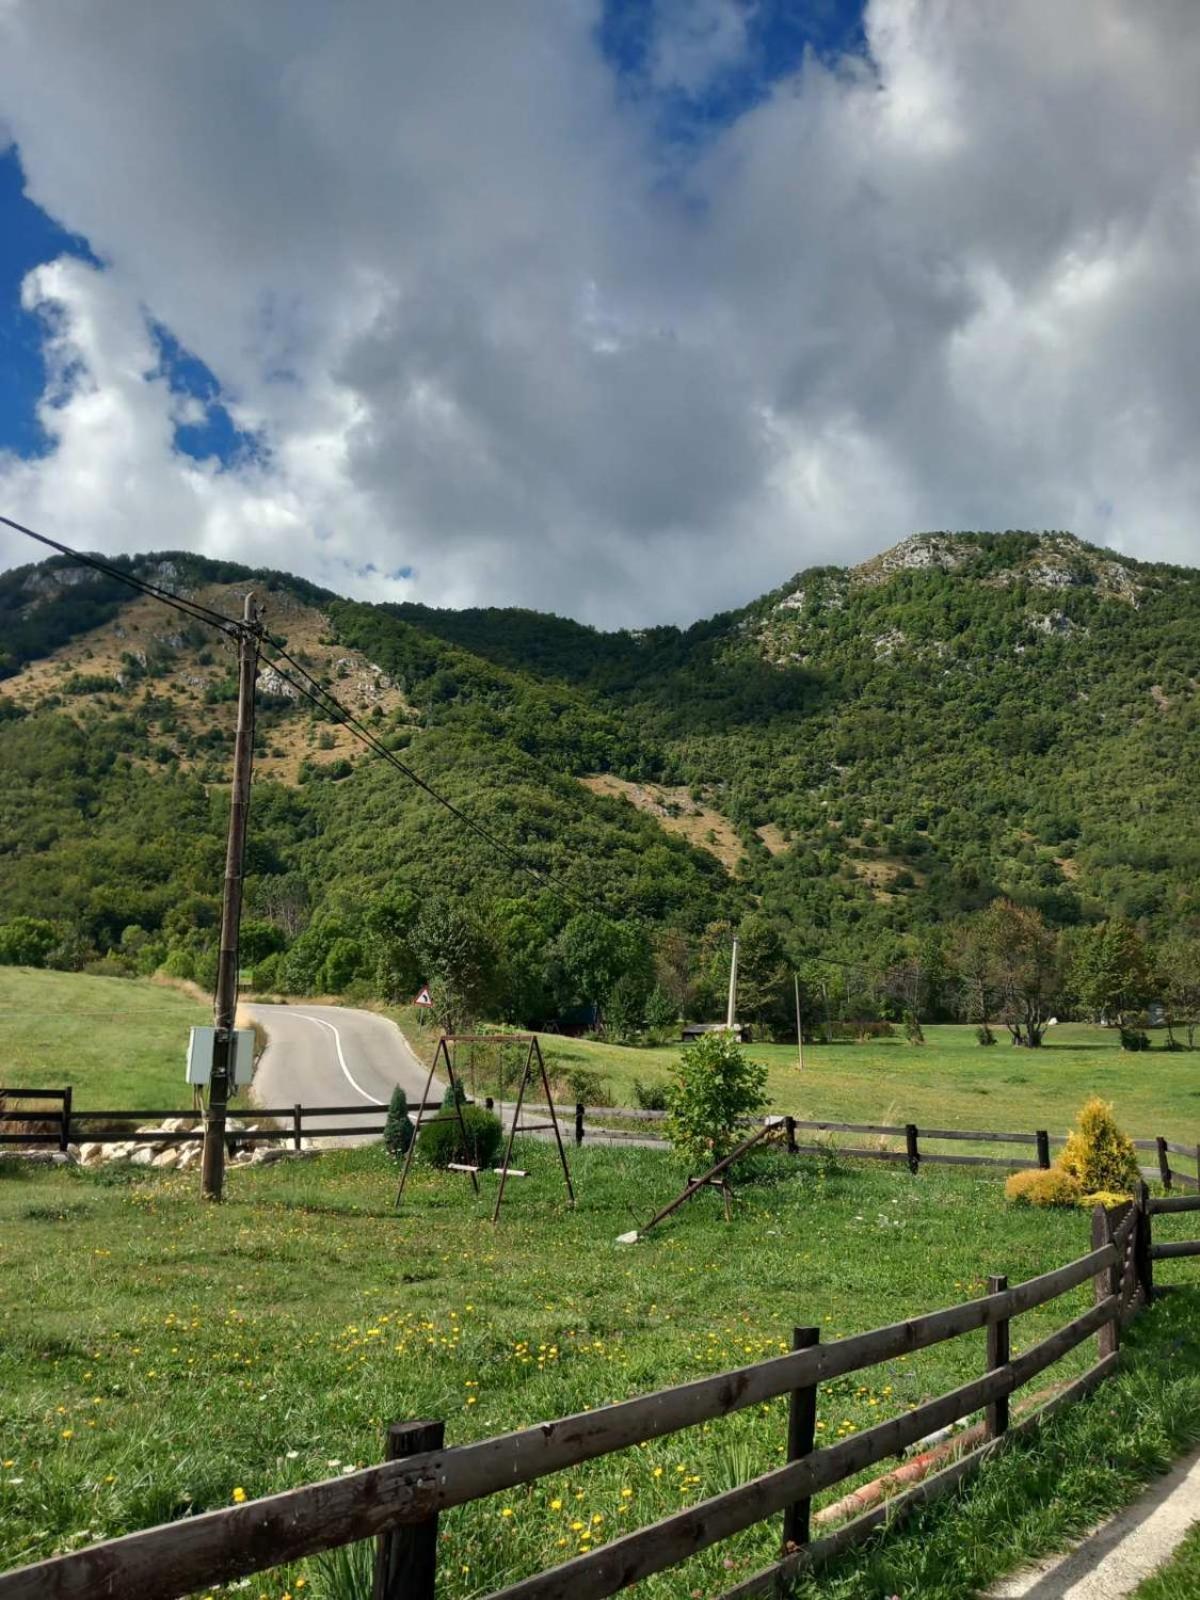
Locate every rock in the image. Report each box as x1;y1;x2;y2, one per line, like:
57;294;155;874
78;1143;104;1166
151;1148;180;1170
130;1147;155;1167
176;1146;200;1172
5;1149;77;1166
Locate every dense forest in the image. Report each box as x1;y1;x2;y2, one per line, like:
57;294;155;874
1;531;1198;1037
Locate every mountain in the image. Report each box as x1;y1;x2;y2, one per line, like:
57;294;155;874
1;531;1197;1018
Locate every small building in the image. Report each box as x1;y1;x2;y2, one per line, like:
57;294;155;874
681;1021;748;1043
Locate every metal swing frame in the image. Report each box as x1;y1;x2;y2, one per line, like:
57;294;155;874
395;1033;575;1222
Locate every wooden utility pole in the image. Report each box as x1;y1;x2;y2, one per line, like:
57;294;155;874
201;593;261;1201
794;973;804;1071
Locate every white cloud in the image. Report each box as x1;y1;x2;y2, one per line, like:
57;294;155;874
1;0;1200;626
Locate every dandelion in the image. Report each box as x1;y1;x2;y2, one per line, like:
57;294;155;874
500;1507;514;1518
550;1498;563;1511
620;1487;633;1499
61;1430;74;1440
232;1487;247;1504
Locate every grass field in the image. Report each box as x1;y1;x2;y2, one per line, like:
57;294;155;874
0;968;211;1109
390;1008;1200;1153
4;1142;1200;1599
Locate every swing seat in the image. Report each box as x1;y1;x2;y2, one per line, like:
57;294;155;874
493;1167;529;1178
447;1162;481;1174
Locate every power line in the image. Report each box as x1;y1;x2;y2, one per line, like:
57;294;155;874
263;642;593;909
0;514;243;638
2;513;601;914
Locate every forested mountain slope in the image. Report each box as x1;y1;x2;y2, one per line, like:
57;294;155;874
0;531;1196;1011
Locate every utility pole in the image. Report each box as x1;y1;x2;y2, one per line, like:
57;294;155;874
201;593;261;1201
794;972;804;1070
726;937;739;1032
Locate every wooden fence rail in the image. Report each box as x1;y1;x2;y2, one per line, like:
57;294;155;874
7;1090;1200;1192
0;1091;442;1153
9;1188;1200;1600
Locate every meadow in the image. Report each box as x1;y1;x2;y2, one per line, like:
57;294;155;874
393;1008;1200;1150
0;968;209;1108
3;1140;1200;1600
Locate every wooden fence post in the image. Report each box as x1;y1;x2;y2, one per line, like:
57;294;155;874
1195;1144;1200;1191
1157;1137;1172;1193
782;1327;820;1551
985;1274;1009;1438
1036;1130;1050;1170
373;1419;444;1600
1091;1206;1119;1359
785;1115;798;1156
292;1104;302;1153
575;1102;585;1147
1135;1182;1154;1305
905;1124;920;1175
60;1086;72;1153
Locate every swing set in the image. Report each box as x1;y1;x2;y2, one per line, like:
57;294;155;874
394;1033;575;1222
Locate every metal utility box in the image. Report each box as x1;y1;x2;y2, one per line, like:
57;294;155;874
186;1027;255;1087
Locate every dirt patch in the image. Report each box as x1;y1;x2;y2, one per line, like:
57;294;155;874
756;823;789;856
579;774;745;871
0;582;413;784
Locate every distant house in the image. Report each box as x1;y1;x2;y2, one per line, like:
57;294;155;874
681;1021;748;1043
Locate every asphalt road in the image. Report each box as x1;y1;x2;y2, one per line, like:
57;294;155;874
244;1001;440;1145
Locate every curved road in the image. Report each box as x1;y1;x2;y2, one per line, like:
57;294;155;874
244;1002;440;1145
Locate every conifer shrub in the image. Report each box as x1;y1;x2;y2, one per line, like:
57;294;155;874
382;1085;413;1161
1059;1097;1140;1196
417;1104;503;1170
1005;1166;1084;1207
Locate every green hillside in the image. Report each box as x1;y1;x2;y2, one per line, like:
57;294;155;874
1;530;1197;1027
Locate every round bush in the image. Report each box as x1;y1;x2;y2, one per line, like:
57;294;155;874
416;1104;503;1171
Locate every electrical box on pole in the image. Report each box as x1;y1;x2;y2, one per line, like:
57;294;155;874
187;1027;255;1087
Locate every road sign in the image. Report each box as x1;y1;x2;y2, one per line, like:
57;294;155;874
414;985;433;1007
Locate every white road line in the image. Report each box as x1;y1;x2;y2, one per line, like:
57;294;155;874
298;1013;384;1105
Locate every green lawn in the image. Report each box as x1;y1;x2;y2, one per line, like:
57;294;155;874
3;1143;1200;1599
1134;1521;1200;1599
387;1012;1200;1151
0;968;210;1110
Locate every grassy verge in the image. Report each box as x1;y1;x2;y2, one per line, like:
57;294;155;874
0;968;210;1109
4;1142;1196;1598
1133;1520;1200;1600
387;1009;1200;1151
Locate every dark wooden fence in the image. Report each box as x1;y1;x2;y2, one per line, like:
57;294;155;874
4;1188;1198;1600
8;1090;1200;1193
0;1090;439;1152
552;1104;1200;1188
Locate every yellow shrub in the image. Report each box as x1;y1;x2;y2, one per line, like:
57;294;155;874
1080;1190;1135;1212
1059;1098;1139;1197
1005;1166;1084;1208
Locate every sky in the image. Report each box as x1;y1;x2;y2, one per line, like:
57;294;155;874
1;0;1199;628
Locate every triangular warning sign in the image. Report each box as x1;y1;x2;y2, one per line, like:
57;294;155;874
414;985;433;1007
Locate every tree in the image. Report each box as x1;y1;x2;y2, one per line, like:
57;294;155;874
1069;919;1155;1026
239;918;286;968
972;899;1060;1047
383;1085;414;1161
0;917;57;968
1159;932;1200;1047
665;1031;768;1170
554;912;652;1026
412;901;496;1034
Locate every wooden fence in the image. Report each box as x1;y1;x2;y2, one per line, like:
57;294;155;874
7;1090;1200;1194
547;1104;1200;1189
3;1186;1198;1600
0;1090;439;1152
